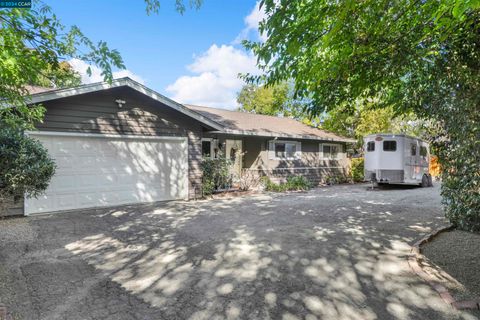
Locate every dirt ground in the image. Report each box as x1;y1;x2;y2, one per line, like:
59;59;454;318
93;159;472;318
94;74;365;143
0;183;478;320
422;229;480;301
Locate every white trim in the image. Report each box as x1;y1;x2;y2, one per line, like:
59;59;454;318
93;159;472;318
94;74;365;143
25;130;187;141
201;138;216;159
210;129;355;143
319;143;344;160
25;77;223;131
269;140;302;160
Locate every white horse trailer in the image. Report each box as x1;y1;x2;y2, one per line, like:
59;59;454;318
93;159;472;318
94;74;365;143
364;134;433;187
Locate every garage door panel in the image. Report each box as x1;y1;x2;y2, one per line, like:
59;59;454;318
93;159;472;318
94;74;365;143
25;134;188;215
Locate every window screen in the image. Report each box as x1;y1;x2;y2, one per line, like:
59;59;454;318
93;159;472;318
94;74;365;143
323;144;339;159
367;141;375;152
275;142;297;158
285;143;296;158
202;140;211;158
383;141;397;151
275;143;285;158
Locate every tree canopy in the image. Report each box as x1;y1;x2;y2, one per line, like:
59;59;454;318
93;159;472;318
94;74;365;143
0;1;197;130
236;82;309;120
246;0;480;231
0;4;124;129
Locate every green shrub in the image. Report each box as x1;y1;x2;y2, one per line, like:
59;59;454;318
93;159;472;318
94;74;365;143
201;156;232;196
439;129;480;232
350;158;364;182
262;175;312;192
0;126;56;211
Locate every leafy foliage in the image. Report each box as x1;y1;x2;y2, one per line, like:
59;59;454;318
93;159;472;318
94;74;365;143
350;158;364;183
32;61;82;88
0;3;125;129
0;126;56;213
262;176;312;192
246;0;480;231
201;157;232;196
237;82;310;121
144;0;202;15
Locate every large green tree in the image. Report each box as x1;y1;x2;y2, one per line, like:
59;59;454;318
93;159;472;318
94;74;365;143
246;0;480;231
321;102;429;148
236;82;309;120
0;4;124;129
0;1;199;130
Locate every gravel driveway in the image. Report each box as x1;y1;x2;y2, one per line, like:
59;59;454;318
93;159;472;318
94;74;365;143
0;183;477;320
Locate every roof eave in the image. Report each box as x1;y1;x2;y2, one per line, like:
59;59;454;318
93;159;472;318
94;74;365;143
208;129;355;143
26;77;224;131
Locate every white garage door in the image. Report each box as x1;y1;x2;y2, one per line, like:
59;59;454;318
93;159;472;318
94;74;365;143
25;132;188;215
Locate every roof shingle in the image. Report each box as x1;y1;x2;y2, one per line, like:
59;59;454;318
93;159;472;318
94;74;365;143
185;104;354;143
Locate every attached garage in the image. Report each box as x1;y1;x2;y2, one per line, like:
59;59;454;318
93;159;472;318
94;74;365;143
25;132;188;215
20;78;223;215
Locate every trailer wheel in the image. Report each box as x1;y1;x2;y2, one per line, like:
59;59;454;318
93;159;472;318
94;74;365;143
421;175;429;187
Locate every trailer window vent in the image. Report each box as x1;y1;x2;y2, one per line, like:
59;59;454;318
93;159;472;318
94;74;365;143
383;141;397;151
367;141;375;152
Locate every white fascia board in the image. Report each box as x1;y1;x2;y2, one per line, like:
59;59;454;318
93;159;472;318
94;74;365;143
25;130;187;142
209;129;355;143
26;77;224;131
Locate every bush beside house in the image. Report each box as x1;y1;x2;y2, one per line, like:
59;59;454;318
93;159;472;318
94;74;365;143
201;157;232;196
0;127;56;215
350;158;364;182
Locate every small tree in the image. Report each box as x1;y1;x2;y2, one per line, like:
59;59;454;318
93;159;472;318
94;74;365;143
0;126;56;215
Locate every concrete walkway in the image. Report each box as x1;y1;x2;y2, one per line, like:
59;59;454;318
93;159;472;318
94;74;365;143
0;183;477;320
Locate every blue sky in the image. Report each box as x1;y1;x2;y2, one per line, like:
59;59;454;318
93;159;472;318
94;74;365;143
47;0;264;109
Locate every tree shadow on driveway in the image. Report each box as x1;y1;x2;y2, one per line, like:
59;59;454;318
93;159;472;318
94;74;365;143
0;184;477;320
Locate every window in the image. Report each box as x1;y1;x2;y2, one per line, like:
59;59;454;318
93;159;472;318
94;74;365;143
411;144;417;156
202;139;213;159
270;141;300;160
420;146;428;157
321;143;341;159
383;140;397;152
367;141;375;152
274;142;296;159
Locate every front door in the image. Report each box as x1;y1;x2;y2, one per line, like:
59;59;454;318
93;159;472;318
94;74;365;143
225;139;243;178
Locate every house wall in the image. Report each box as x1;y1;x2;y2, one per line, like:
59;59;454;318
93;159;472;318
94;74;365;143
35;86;207;199
203;134;350;185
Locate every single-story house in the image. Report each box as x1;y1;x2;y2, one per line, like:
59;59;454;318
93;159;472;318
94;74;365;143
18;77;353;215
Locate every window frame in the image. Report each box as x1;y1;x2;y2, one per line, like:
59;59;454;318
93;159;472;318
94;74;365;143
410;143;417;156
366;141;375;152
320;143;343;160
383;140;397;152
201;138;215;159
269;140;301;160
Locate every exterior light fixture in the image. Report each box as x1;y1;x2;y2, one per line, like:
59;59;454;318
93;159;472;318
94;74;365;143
115;99;126;108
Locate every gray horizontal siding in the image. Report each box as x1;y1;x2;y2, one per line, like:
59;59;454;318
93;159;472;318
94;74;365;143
37;96;186;137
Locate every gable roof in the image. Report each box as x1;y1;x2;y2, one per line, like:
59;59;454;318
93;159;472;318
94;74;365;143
186;104;355;143
26;78;223;131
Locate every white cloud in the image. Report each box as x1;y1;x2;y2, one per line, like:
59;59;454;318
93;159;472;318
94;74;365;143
68;58;146;85
234;1;268;44
166;44;260;109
